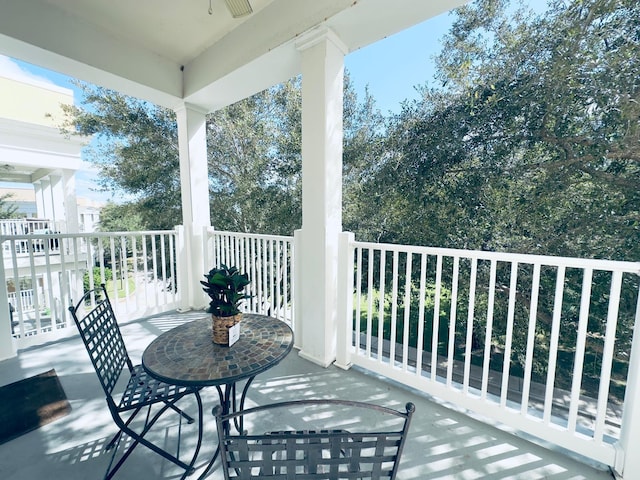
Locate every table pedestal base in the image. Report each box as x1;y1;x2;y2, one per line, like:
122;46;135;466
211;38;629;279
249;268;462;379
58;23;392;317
197;376;255;480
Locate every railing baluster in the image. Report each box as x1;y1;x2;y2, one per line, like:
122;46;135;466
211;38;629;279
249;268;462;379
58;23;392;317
402;252;412;371
464;258;477;394
543;266;565;424
594;270;623;442
521;263;541;415
568;268;593;433
481;259;497;400
141;234;149;308
355;247;363;355
367;248;374;357
447;256;460;387
377;249;386;363
416;253;427;377
500;261;518;408
431;255;443;381
275;240;282;319
390;250;399;367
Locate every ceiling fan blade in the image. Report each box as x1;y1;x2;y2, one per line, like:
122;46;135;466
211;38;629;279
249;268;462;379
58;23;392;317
224;0;253;18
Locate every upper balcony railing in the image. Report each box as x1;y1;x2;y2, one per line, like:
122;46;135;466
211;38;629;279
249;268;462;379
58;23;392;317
0;218;64;257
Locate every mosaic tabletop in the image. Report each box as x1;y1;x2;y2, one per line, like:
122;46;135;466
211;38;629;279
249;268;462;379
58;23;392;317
142;314;294;387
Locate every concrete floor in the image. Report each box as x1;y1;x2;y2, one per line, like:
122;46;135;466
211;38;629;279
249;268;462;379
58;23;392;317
0;310;615;480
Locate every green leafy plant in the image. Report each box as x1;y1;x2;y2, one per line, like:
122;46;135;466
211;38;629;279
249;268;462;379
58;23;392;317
200;264;251;317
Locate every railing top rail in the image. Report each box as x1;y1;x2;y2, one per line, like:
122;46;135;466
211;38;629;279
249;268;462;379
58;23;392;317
207;228;293;242
0;229;178;243
353;240;640;273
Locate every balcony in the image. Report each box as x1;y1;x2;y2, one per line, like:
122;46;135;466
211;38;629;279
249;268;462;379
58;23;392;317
0;309;614;480
0;227;638;479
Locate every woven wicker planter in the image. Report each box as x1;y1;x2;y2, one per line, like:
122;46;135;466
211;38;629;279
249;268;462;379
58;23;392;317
211;313;242;345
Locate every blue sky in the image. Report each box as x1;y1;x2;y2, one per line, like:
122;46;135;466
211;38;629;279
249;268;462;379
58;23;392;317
345;10;454;114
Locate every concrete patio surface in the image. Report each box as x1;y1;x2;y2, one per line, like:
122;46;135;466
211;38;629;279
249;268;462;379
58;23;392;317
0;310;615;480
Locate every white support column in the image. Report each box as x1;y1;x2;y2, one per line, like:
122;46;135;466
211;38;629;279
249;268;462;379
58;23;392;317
175;103;211;311
61;169;79;233
34;181;45;219
295;27;347;367
40;178;53;219
614;292;640;479
49;174;64;228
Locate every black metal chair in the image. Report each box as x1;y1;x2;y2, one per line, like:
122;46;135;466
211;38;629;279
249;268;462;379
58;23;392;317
214;399;415;479
69;285;203;479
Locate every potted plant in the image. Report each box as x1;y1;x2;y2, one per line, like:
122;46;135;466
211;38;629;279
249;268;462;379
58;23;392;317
200;264;251;345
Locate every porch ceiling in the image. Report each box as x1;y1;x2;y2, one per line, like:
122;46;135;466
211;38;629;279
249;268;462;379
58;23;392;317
0;0;467;112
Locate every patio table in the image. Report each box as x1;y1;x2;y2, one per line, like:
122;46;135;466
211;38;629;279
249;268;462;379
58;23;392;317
142;313;294;479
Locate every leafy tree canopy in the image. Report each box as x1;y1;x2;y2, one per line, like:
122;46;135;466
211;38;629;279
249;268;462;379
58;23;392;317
0;193;19;219
365;0;640;260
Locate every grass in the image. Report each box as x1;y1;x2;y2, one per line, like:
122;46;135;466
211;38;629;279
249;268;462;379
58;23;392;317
105;277;136;298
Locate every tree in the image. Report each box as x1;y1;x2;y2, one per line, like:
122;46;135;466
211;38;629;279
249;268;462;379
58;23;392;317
369;0;639;261
345;0;640;389
61;84;181;231
63;73;382;237
205;79;303;235
0;193;19;219
97;202;145;232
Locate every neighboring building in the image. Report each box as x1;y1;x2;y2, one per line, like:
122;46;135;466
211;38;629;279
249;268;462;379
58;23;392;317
0;186;37;217
0;69;95;334
0;187;103;232
0;70;89;232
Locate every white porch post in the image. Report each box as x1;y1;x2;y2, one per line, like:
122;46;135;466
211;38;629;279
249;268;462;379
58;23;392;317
61;169;79;233
175;103;210;311
615;293;640;479
335;231;355;369
294;28;347;367
34;181;45;218
49;174;64;228
39;178;53;219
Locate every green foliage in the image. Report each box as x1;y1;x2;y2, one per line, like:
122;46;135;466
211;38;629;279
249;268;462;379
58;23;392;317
200;264;251;316
206;79;303;235
83;266;113;293
60;84;181;231
97;202;146;232
369;0;640;262
0;193;19;219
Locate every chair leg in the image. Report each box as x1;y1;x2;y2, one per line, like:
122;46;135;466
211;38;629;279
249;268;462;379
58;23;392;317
104;392;203;480
105;405;144;451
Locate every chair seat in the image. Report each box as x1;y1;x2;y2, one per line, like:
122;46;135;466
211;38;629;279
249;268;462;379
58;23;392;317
119;365;197;411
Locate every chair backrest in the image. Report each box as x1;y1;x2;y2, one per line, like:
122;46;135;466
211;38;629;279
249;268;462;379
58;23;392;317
69;285;132;398
214;399;415;480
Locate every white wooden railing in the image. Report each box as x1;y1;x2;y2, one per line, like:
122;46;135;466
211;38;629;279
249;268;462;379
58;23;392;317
7;289;36;313
1;229;181;349
3;225;639;474
203;229;294;327
343;240;640;470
